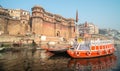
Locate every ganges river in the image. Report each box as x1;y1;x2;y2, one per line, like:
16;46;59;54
0;44;120;71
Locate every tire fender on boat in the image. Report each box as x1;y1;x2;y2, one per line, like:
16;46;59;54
109;49;113;53
105;49;108;54
86;51;91;56
98;50;102;55
75;51;80;56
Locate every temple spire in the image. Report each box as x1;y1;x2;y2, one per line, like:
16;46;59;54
76;10;78;23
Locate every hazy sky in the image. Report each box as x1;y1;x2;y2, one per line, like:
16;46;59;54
0;0;120;30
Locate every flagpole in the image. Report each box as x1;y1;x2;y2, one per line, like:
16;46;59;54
75;10;78;38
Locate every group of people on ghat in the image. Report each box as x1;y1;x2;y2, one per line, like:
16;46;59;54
12;39;37;47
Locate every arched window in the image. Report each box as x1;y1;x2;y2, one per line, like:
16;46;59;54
57;31;60;37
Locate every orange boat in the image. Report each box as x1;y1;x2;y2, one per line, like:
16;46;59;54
67;37;116;58
68;54;117;71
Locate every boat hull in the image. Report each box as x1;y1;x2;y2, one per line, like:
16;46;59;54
41;44;70;54
67;47;115;58
48;48;68;54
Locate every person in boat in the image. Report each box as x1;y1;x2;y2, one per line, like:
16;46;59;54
72;38;78;49
72;37;90;50
31;40;37;55
32;40;37;47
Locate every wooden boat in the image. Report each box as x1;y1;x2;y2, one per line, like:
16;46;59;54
67;37;116;58
41;43;70;54
47;46;68;54
0;47;5;52
67;54;117;71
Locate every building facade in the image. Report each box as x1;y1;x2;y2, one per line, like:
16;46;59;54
0;6;30;35
0;5;76;39
77;22;99;37
8;9;30;35
31;5;76;39
0;6;9;34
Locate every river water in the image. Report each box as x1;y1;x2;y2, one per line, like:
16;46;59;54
0;44;120;71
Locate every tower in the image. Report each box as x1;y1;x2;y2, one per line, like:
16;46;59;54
31;5;44;35
20;9;30;35
68;19;76;38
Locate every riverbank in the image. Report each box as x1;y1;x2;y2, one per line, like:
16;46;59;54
0;35;120;53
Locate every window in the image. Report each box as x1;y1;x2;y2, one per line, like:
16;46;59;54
23;21;25;24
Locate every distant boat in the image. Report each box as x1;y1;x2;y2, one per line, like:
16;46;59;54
0;47;5;51
67;36;116;58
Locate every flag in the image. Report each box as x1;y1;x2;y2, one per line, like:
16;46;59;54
76;10;78;23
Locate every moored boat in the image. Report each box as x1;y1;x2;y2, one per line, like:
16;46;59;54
41;42;70;54
67;38;116;58
47;45;69;54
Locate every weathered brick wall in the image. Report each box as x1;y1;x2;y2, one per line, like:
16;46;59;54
42;21;55;36
8;19;21;35
32;17;43;35
71;26;76;38
8;20;30;36
31;5;76;39
60;25;69;39
0;17;5;32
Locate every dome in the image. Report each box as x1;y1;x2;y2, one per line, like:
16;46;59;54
32;5;44;11
33;5;43;8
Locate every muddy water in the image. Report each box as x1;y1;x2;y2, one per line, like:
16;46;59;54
0;45;120;71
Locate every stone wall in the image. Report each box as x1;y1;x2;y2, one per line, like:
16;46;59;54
0;17;5;33
43;21;55;36
0;16;30;36
32;17;43;35
8;19;30;36
0;5;76;40
8;19;21;35
0;7;30;36
31;5;76;39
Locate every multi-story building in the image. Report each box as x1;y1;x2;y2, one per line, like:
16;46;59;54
0;6;30;35
8;9;21;20
0;6;10;34
8;9;30;20
0;5;76;39
77;22;99;37
31;5;76;39
8;9;30;35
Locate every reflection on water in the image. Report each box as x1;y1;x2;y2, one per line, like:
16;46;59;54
0;47;119;71
0;49;54;71
68;55;117;71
